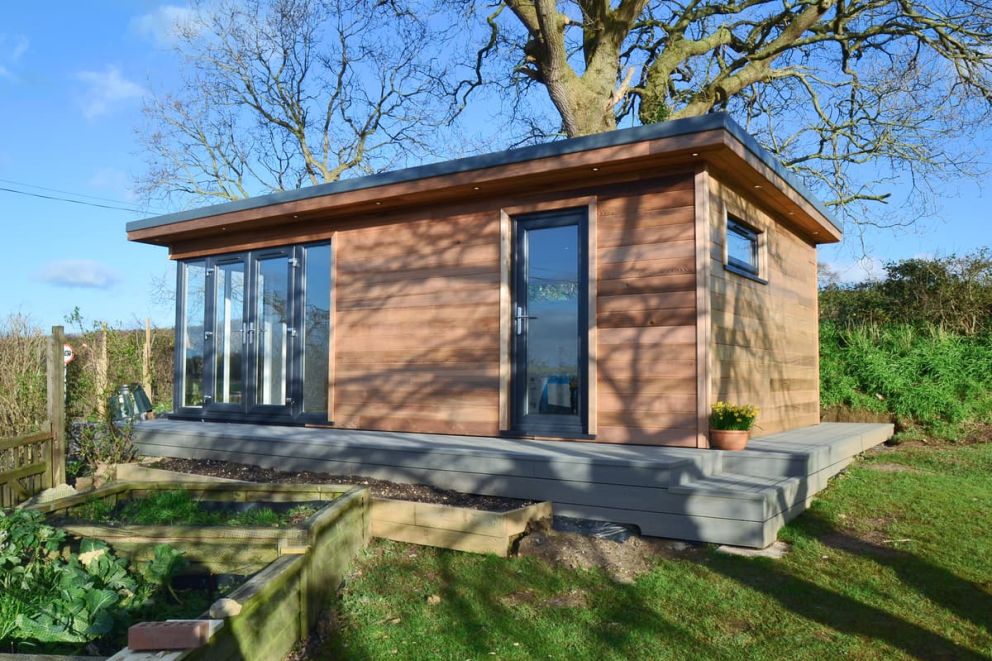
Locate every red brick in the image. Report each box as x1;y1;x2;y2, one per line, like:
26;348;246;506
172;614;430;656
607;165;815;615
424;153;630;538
128;619;217;651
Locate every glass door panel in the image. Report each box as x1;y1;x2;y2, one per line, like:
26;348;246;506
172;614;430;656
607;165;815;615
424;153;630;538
253;253;292;409
180;261;207;408
301;244;331;414
213;260;245;405
512;211;587;435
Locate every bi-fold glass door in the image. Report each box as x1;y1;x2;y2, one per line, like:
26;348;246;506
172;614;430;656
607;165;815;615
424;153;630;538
175;242;331;423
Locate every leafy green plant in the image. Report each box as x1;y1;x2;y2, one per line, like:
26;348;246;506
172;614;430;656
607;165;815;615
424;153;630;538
0;509;185;649
709;401;759;431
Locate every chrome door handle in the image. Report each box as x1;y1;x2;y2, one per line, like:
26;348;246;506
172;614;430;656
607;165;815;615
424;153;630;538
514;305;539;335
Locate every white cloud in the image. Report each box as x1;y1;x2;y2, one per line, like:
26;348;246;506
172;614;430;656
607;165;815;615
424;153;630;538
38;260;122;290
131;5;198;47
0;34;29;81
76;66;146;120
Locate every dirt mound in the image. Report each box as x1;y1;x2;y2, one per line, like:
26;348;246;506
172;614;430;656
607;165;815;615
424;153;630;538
516;522;697;583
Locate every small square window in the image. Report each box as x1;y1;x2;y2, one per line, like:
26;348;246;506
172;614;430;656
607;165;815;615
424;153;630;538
726;217;760;277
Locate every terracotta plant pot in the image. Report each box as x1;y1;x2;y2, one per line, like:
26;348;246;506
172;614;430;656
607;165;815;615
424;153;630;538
709;429;750;451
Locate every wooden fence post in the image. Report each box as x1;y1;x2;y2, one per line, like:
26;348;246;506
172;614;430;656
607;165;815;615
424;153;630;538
46;325;67;486
143;318;153;402
96;322;108;416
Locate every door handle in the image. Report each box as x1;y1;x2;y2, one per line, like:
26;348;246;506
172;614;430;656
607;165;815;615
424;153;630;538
246;322;255;346
513;305;539;335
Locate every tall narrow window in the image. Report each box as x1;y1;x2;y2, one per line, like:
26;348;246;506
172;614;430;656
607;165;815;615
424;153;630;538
302;244;331;414
181;261;207;407
726;216;761;277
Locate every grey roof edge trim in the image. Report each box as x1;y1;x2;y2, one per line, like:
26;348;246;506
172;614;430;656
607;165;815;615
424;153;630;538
126;112;840;237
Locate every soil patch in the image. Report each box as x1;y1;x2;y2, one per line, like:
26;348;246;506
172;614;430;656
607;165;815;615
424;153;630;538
515;520;697;583
149;457;536;512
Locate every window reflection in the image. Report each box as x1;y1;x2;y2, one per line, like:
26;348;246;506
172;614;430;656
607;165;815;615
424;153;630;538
302;244;331;413
182;261;206;407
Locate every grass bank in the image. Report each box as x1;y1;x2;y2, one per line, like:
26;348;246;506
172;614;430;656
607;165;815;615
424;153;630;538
319;441;992;660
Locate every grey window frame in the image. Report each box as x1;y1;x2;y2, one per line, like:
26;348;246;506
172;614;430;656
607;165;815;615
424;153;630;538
725;215;766;283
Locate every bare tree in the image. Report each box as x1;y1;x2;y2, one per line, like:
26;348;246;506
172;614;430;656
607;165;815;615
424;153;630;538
139;0;453;205
458;0;992;226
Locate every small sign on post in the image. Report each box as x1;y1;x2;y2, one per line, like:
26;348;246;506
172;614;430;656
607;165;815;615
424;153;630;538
63;343;75;366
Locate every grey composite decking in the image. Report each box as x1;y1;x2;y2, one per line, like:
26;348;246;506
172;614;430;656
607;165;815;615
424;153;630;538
133;421;894;548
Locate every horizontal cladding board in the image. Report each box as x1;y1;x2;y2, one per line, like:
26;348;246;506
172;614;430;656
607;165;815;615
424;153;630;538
597;410;698;429
336;243;498;273
335;272;499;302
598;391;697;414
334;385;498;405
598;358;696;379
333;416;499;437
336;330;498;352
335;263;498;287
598;256;696;281
336;306;498;328
598;324;696;346
597;188;695;217
598;290;696;313
333;402;497;424
597;205;694;232
598;239;695;265
597;342;696;366
597;222;695;249
598;375;696;395
336;347;499;364
597;306;696;329
596;272;696;297
337;212;500;249
336;287;500;311
594;426;699;446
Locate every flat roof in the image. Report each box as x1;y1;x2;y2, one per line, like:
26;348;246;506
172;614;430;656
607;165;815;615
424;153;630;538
126;113;841;237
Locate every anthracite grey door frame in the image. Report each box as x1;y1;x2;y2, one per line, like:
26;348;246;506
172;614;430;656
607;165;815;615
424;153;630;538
510;208;589;436
172;241;330;425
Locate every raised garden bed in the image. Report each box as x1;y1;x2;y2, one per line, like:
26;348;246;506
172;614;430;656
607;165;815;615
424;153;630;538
82;463;553;557
371;498;552;556
11;483;370;661
26;481;360;575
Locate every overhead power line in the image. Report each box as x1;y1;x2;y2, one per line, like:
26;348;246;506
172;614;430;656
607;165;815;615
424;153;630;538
0;177;149;208
0;185;148;213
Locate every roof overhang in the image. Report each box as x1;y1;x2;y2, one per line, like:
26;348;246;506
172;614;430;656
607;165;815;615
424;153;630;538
127;113;842;252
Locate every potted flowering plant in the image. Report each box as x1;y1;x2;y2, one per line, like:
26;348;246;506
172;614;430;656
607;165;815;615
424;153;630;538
709;401;759;450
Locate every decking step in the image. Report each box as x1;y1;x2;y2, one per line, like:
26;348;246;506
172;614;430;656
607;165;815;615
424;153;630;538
669;473;806;521
136;422;722;489
134;419;894;548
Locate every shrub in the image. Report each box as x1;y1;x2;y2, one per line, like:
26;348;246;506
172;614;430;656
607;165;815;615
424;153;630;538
0;315;48;437
821;249;992;335
819;321;992;439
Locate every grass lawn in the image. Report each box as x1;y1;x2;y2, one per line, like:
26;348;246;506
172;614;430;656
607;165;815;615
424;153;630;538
318;441;992;660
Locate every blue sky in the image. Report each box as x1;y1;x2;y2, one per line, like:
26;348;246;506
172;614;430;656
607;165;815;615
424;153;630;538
0;2;989;331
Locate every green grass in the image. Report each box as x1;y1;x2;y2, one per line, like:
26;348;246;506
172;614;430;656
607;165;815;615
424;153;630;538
321;442;992;660
74;490;317;528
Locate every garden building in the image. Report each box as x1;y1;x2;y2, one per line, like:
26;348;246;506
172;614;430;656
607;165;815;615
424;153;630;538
127;113;892;547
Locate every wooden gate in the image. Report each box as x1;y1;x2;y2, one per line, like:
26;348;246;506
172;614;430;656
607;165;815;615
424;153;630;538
0;423;55;508
0;326;66;508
